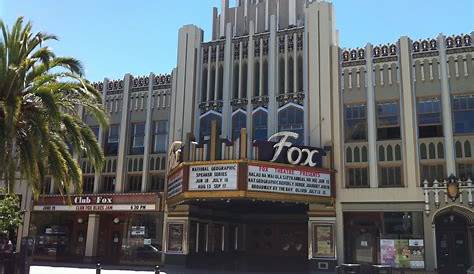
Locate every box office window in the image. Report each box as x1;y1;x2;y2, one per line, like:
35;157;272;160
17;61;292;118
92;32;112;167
345;104;367;141
377;101;401;140
312;224;335;258
417;98;443;138
452;95;474;134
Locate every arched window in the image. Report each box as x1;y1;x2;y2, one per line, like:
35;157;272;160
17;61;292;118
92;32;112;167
253;110;268;141
346;147;352;163
361;146;368;162
112;159;117;172
201;68;208;102
254;61;260;97
133;159;138;171
278;105;304;144
218;65;224;100
455;141;463;158
209;66;216;101
150;158;155;171
429;143;436;159
354;147;360;162
161;158;166;170
395;145;401;161
128;159;133;172
387;145;393;161
464;141;471;157
241;62;248;98
420;143;427;159
155;157;161;170
139;159;143;171
297;55;303;92
232;111;247;141
233;63;239;99
288;57;294;93
263;60;268;96
200;112;222;140
279;57;285;94
437;142;444;159
378;146;385;161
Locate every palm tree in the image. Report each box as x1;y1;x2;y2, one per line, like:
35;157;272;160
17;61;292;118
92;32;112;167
0;17;108;198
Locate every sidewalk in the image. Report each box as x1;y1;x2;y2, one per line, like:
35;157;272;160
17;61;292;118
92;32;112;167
30;265;334;274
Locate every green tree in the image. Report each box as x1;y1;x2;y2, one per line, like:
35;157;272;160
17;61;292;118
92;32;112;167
0;189;22;234
0;17;108;198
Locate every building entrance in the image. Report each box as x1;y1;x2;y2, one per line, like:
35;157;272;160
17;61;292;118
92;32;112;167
182;200;309;272
435;211;470;274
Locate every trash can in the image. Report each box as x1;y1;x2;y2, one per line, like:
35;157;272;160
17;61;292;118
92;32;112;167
340;263;361;274
371;264;392;274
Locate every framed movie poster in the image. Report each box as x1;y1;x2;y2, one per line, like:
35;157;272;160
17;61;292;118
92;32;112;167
167;223;184;253
313;224;335;258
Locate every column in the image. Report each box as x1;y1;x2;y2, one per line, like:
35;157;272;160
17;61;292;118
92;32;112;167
399;37;420;188
214;46;220;100
365;44;378;188
141;73;155;192
293;33;298;93
115;74;131;192
85;213;100;260
247;21;255;158
259;38;264;97
267;15;278;137
238;41;243;99
222;23;233;139
93;78;108;193
284;34;289;94
438;34;456;175
206;45;212;101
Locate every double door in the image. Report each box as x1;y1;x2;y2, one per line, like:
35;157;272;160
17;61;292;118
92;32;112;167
436;228;469;274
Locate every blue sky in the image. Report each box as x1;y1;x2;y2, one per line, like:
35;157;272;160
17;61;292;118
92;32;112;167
1;0;473;82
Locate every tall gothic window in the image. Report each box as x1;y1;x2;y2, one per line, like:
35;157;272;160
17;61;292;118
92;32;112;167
345;104;367;141
200;113;222;140
417;98;443;138
253;110;268;141
232;112;247;141
278;105;304;144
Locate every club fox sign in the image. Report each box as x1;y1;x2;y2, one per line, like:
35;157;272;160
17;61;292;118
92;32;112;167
254;132;327;167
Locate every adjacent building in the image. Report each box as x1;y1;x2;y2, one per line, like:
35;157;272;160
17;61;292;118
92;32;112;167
2;0;472;273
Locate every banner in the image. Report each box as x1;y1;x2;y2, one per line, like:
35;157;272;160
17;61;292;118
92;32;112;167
189;163;238;191
248;163;331;196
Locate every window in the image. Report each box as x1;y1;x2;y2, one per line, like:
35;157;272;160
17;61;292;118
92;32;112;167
200;113;222;140
452;95;474;134
201;68;208;102
253;110;267;141
420;164;445;184
101;176;116;193
377;101;400;140
90;126;100;140
105;124;119;156
457;163;474;180
232;112;247;141
278;105;304;144
149;174;165;192
127;175;142;193
379;166;402;187
417;98;443;138
347;167;369;187
82;176;95;194
152;121;168;153
42;177;52;194
130;122;145;154
345;104;367;141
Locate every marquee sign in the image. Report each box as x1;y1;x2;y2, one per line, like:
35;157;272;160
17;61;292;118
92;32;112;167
248;163;331;197
33;193;159;212
189;163;238;191
254;132;326;167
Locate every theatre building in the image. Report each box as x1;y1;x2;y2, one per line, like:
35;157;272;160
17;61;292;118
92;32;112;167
164;0;339;271
25;73;172;264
